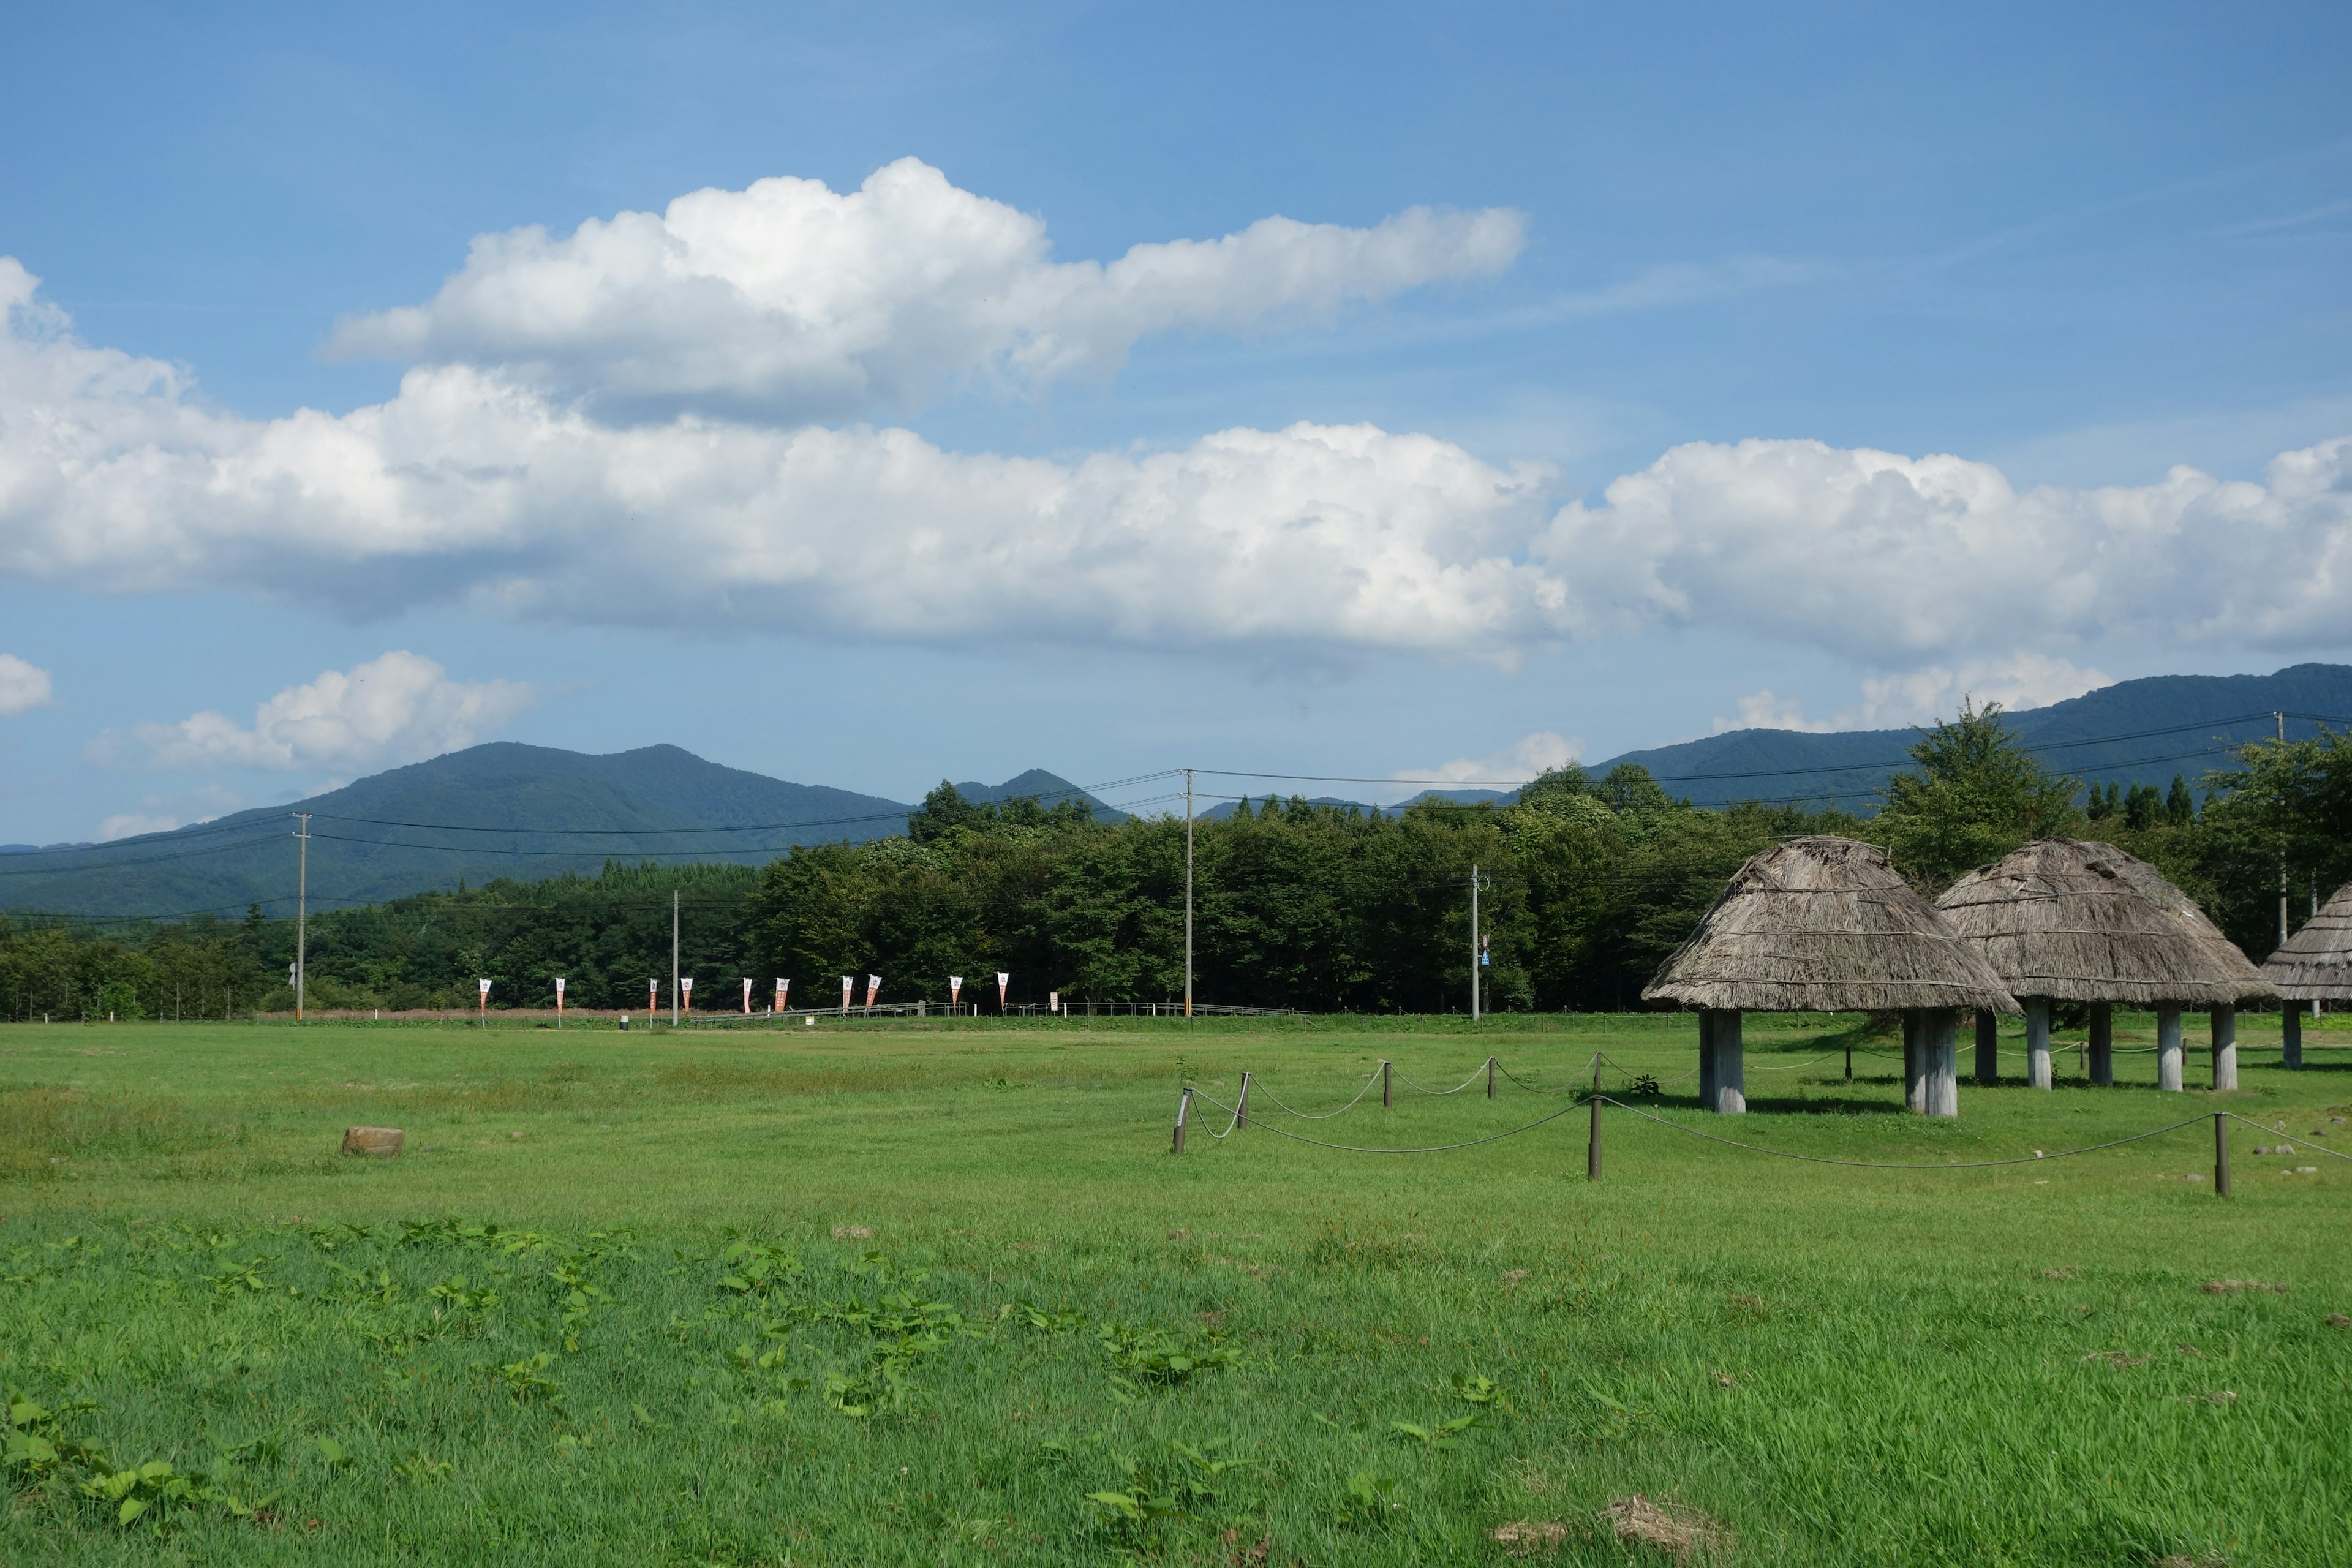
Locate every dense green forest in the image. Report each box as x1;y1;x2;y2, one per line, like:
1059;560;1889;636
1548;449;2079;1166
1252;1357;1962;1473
7;708;2348;1021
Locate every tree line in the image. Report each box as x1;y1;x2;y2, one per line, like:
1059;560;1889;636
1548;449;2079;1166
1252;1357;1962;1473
6;706;2345;1019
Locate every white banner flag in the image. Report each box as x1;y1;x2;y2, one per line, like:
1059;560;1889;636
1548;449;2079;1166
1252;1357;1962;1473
775;978;790;1012
1049;990;1059;1015
478;978;492;997
555;977;565;998
841;976;854;1012
996;972;1009;1010
742;976;753;1013
865;974;882;1009
949;974;963;1012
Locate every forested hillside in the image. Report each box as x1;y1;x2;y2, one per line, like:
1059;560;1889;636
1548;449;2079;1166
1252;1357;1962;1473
10;707;2344;1022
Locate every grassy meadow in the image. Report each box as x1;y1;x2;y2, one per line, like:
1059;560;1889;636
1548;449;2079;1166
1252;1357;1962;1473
2;1009;2348;1566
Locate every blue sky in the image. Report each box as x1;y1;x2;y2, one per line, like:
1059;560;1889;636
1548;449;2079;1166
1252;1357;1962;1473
3;1;2349;842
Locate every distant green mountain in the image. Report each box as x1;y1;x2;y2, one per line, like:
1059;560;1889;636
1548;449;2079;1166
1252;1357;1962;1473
1591;663;2352;810
0;745;1115;919
954;768;1128;824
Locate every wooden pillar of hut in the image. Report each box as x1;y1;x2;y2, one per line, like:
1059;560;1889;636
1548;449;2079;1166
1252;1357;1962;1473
1699;1008;1744;1114
2209;1005;2237;1091
2282;1004;2303;1069
1973;1008;1998;1085
1923;1008;1959;1117
2156;1005;2184;1092
2087;1003;2113;1085
2024;998;2053;1090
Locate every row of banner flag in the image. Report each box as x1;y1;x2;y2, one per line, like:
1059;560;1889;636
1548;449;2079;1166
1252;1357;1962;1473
468;973;1019;1014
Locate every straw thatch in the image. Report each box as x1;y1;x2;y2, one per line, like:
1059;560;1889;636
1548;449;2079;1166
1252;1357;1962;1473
1937;838;2277;1007
2263;879;2352;1000
1643;836;2019;1013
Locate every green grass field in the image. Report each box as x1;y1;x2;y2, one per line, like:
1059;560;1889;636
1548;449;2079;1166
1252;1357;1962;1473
3;1012;2348;1566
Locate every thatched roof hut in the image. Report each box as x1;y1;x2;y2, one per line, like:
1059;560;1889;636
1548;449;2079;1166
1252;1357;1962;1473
1645;836;2018;1014
1643;837;2016;1118
2262;880;2352;1001
1937;839;2276;1007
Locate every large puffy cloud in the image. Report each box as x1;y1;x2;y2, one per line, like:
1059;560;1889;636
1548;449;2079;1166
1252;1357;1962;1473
326;159;1526;421
7;256;2352;666
0;262;1566;649
1542;436;2352;660
88;651;535;772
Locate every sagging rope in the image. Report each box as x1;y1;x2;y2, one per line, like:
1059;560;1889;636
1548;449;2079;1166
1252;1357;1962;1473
1183;1086;1591;1154
1593;1098;2215;1170
1182;1084;2231;1172
1247;1070;1381;1121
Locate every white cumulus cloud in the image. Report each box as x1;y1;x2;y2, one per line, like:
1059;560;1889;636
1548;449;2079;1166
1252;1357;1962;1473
6;251;2352;669
0;262;1566;650
1714;654;2114;734
0;652;54;715
325;158;1526;421
1540;436;2352;662
88;651;535;772
1394;731;1583;797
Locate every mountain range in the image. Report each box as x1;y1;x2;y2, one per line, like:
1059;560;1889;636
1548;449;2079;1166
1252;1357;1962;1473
7;663;2348;919
0;745;1118;920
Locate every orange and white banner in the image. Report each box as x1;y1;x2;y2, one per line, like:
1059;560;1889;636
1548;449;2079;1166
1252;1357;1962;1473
775;978;790;1012
949;974;963;1012
996;972;1009;1010
680;976;694;1014
742;977;752;1013
865;974;882;1009
840;976;854;1011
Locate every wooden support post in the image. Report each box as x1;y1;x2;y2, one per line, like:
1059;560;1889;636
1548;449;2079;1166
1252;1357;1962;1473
1924;1009;1959;1117
2213;1111;2231;1199
2157;1005;2184;1092
2025;998;2052;1090
2283;1005;2303;1070
1235;1071;1251;1128
1587;1091;1602;1180
1381;1058;1392;1107
2088;1003;2113;1085
1974;1008;1998;1085
1703;1009;1745;1114
2210;1005;2238;1091
1902;1010;1927;1112
1697;1010;1717;1110
1487;1055;1496;1099
1172;1087;1191;1154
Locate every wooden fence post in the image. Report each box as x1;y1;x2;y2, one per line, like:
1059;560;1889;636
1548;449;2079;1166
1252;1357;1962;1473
1487;1055;1496;1099
1236;1071;1251;1129
2214;1112;2230;1199
1381;1058;1392;1107
1587;1093;1602;1181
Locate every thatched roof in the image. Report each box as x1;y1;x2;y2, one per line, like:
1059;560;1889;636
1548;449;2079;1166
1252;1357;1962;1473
2263;879;2352;1000
1643;836;2019;1013
1937;839;2276;1006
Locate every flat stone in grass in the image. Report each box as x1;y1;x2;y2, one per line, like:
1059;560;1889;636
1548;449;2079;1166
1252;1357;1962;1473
342;1126;404;1157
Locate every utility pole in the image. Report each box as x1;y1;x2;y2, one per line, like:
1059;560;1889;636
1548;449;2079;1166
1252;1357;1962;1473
671;889;680;1027
293;813;311;1020
1184;768;1194;1019
2278;712;2290;954
1469;863;1480;1025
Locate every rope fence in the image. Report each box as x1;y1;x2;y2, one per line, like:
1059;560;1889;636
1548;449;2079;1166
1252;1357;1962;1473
1169;1056;2350;1197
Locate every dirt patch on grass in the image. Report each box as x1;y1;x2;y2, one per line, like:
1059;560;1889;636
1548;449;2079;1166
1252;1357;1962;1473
1494;1518;1570;1556
2199;1279;2285;1295
1601;1495;1730;1562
